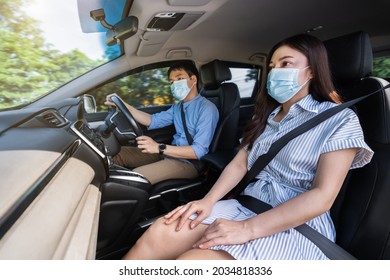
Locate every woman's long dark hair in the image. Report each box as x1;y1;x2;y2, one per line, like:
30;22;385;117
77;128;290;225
241;33;342;149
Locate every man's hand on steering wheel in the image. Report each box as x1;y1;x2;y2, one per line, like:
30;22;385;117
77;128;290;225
104;93;144;137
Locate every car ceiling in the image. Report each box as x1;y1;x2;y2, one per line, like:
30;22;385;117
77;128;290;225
106;0;390;68
36;0;388;108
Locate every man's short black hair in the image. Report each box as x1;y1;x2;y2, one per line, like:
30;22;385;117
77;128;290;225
167;61;199;81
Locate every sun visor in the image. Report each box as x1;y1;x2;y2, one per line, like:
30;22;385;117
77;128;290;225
137;31;173;57
168;0;211;6
146;12;204;32
137;11;204;57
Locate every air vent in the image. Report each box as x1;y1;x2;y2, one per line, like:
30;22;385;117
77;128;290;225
39;110;68;127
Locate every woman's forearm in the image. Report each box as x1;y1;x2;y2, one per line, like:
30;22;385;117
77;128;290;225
244;148;357;240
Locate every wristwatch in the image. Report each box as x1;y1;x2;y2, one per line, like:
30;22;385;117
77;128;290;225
158;143;166;155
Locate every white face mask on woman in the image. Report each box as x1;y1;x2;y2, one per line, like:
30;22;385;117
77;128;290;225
170;79;195;101
267;66;310;103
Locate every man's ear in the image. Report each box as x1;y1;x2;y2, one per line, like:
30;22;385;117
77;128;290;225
190;75;198;83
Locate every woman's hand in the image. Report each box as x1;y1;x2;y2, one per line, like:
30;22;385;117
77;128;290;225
164;198;214;231
193;219;252;249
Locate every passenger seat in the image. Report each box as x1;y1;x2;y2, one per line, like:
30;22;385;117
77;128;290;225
324;31;390;259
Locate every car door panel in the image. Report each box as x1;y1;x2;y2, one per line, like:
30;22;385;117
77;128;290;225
238;103;255;138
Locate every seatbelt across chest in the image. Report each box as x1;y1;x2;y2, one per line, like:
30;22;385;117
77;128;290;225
180;102;205;172
180;102;193;145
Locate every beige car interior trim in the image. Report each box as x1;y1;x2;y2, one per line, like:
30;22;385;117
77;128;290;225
0;157;99;260
0;150;61;219
136;31;173;57
52;184;101;260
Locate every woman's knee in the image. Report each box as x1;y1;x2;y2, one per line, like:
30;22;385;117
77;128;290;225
139;217;176;244
128;218;172;256
136;216;206;252
130;217;191;259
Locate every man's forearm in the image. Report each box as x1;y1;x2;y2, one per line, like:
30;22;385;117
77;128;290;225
126;104;152;126
162;144;198;159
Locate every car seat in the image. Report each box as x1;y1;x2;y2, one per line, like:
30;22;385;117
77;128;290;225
150;59;240;196
324;31;390;259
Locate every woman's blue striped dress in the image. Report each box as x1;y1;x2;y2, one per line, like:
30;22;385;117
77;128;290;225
196;94;374;260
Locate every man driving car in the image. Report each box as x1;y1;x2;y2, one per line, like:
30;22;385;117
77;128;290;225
105;61;219;185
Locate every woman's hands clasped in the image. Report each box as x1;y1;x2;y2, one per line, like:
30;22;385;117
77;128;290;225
164;198;253;249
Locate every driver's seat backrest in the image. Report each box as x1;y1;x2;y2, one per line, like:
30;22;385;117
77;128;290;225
324;31;390;259
199;59;241;153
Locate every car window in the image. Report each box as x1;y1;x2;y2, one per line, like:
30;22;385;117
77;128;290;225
0;0;124;110
373;55;390;79
88;64;175;112
229;66;260;98
88;61;260;112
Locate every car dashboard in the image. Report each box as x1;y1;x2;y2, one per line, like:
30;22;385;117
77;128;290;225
0;97;107;259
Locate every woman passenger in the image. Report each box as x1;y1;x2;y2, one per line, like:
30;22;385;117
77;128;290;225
123;33;373;260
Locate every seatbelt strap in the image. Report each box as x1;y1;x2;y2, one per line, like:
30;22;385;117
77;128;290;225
230;83;390;198
180;102;205;172
236;195;356;259
180;102;193;145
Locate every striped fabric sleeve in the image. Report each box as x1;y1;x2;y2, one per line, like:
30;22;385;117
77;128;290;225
321;110;374;169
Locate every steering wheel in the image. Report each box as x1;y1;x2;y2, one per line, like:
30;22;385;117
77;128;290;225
109;95;144;137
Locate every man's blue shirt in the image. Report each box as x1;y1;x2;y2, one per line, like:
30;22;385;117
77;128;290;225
148;94;219;159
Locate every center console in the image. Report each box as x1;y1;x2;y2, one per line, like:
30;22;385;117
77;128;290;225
71;120;107;159
108;164;151;189
71;120;151;188
71;120;153;258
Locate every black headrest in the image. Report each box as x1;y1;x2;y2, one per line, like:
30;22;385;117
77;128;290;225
324;31;373;83
200;59;232;89
325;31;390;144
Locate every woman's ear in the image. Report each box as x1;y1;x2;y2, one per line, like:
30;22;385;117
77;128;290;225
308;69;314;79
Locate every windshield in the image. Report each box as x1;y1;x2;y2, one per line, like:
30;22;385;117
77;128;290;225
0;0;124;110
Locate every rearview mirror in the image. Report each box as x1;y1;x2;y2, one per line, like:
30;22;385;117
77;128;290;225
106;16;138;46
90;8;138;46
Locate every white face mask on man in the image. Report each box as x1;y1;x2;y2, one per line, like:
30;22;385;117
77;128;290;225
267;66;311;103
170;79;195;101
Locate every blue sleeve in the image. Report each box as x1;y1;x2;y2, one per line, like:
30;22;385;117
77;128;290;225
148;106;174;130
191;101;219;159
